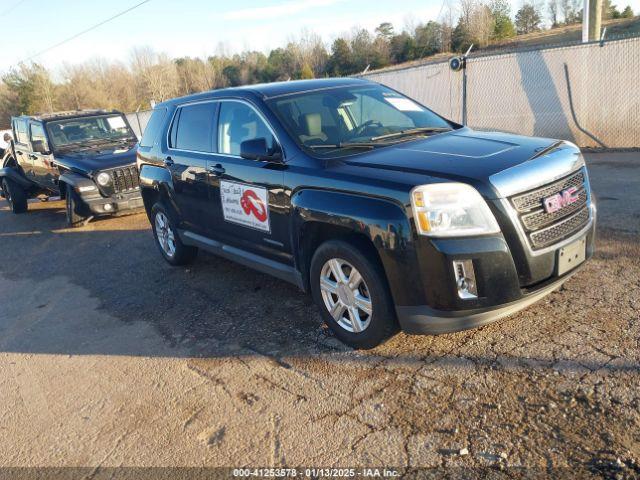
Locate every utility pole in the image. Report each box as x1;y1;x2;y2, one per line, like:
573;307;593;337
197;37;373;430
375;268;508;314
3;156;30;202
582;0;603;41
588;0;603;41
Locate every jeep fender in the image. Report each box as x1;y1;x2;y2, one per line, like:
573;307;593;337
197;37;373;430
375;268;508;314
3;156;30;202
291;188;421;306
58;171;97;197
0;166;34;190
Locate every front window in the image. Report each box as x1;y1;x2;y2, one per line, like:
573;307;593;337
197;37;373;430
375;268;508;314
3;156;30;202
267;85;453;157
46;114;136;150
218;102;276;156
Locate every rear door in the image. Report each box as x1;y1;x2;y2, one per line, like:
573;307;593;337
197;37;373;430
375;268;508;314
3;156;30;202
164;101;221;235
211;100;289;265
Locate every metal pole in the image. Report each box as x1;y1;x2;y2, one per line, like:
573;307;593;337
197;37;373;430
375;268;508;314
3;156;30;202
582;0;590;42
462;67;467;125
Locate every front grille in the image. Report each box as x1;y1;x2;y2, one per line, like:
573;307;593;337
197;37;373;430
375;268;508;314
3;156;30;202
509;169;590;250
109;165;140;193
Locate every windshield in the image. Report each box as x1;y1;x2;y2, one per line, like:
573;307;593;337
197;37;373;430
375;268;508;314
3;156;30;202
267;84;453;157
46;114;136;149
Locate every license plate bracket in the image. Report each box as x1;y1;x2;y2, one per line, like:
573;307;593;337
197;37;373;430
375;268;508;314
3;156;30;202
557;236;587;276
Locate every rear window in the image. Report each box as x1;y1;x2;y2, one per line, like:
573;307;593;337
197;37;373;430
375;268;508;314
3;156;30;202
173;102;217;153
139;108;167;148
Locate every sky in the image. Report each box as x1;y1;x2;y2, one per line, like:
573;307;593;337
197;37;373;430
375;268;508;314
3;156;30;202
0;0;638;73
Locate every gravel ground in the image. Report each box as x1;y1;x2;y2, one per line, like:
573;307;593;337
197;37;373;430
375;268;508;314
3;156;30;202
0;152;638;478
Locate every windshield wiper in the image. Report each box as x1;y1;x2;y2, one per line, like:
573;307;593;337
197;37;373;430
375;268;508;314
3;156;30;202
306;142;381;151
370;127;452;142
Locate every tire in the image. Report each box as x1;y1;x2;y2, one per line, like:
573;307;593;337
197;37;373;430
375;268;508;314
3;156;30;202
310;240;398;349
150;203;198;266
65;184;87;227
1;177;28;214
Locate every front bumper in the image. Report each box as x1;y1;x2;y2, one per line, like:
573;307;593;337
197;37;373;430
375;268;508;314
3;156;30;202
81;189;144;215
396;268;578;334
395;209;596;335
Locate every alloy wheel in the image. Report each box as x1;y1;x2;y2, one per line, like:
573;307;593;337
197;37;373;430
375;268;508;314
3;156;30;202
319;258;373;333
155;212;176;258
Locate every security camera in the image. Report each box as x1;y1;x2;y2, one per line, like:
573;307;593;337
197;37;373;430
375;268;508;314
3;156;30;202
449;56;464;72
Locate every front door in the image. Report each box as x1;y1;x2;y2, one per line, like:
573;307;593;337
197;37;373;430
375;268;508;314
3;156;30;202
164;101;221;235
29;122;57;190
212;100;289;265
11;119;33;178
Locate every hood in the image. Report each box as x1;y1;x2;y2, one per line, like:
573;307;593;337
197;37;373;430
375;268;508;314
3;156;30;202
54;143;138;173
341;128;575;198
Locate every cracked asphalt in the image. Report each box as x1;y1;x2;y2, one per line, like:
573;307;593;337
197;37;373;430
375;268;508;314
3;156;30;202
0;152;638;478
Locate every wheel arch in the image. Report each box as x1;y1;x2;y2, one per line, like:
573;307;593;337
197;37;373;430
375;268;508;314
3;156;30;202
139;164;177;218
291;188;419;305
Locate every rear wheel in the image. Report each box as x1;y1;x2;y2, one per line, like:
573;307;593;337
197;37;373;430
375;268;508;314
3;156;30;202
151;203;198;266
65;184;87;227
1;177;28;214
310;240;398;349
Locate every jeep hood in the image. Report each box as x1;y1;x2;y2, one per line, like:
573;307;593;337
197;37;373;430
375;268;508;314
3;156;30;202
54;144;137;173
341;128;582;198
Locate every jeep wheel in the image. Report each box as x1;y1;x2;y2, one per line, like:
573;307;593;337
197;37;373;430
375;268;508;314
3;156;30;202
65;184;87;227
151;203;198;266
310;240;398;349
1;177;28;214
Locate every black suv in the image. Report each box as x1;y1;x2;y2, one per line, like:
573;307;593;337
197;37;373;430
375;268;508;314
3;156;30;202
0;110;143;226
137;78;596;348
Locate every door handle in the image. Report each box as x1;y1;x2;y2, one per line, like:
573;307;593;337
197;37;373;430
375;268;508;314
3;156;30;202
207;164;225;176
164;156;174;167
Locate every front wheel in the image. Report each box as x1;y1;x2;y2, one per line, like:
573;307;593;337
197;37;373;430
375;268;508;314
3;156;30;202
1;177;28;214
65;184;87;227
310;240;398;349
151;203;198;266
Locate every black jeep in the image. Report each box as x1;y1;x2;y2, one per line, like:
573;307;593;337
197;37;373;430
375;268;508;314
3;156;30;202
0;110;143;226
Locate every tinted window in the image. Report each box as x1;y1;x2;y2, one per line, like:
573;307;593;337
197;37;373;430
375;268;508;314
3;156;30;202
14;119;29;145
30;123;47;144
174;103;216;152
218;102;275;156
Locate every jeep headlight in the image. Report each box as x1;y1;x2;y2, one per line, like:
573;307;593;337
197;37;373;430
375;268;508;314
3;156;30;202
96;172;111;187
411;183;500;237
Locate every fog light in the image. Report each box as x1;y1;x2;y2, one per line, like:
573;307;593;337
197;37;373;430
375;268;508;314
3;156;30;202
103;203;113;212
453;260;478;299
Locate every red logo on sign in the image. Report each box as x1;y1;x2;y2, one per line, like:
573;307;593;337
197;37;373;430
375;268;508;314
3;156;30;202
241;189;267;222
543;186;580;213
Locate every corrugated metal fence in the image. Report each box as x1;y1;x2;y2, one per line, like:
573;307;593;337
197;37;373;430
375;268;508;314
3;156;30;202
363;35;640;148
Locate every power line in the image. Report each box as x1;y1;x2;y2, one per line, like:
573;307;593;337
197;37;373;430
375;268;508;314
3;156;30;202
1;0;28;16
16;0;152;65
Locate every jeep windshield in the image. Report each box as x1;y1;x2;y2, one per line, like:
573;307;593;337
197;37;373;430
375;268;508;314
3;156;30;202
267;84;453;158
46;114;137;151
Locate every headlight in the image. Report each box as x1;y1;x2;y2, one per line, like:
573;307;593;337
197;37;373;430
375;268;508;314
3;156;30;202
411;183;500;237
96;172;111;187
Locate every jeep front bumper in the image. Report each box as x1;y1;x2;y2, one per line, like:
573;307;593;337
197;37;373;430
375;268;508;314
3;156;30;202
79;189;144;215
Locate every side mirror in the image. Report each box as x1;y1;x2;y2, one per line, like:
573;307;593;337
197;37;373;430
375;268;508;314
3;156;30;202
32;140;50;155
240;138;282;162
3;133;12;143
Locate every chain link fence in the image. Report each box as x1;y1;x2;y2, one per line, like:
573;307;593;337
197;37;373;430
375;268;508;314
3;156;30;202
363;35;640;149
126;110;154;139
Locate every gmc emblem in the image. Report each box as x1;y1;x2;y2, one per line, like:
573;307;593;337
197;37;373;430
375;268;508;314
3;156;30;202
543;187;580;213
